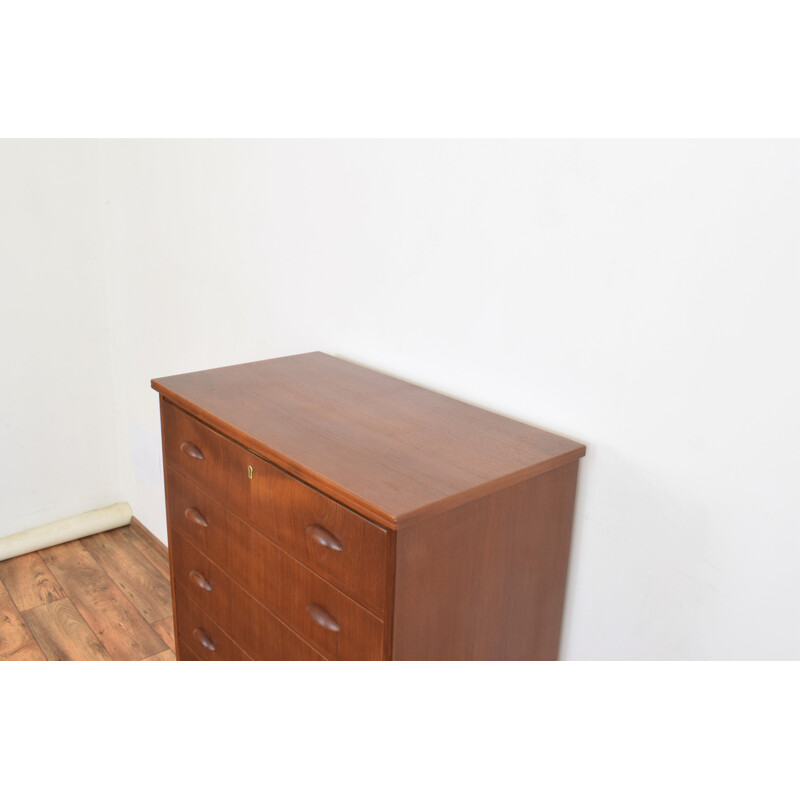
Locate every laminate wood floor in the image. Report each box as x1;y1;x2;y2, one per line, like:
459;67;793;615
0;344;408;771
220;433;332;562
0;523;175;661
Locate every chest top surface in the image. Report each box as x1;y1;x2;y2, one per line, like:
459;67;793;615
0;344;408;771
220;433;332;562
152;352;585;527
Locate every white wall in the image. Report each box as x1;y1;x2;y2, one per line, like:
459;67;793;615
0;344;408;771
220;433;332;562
0;141;121;537
3;140;798;658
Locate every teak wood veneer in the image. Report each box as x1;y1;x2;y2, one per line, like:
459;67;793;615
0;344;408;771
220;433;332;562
152;352;586;660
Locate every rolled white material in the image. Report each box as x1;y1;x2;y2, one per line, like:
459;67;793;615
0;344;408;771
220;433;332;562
0;502;132;562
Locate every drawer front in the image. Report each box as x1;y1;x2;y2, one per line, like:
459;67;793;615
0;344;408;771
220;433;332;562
171;530;325;661
161;399;387;614
174;587;251;661
177;637;201;661
166;469;383;660
167;477;385;660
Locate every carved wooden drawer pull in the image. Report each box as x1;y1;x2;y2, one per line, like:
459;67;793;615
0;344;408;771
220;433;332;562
192;627;216;651
184;507;209;527
305;603;341;632
180;441;204;460
189;569;212;592
305;524;343;552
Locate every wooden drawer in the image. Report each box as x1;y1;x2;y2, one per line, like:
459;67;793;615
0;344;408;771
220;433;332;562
176;637;202;661
174;587;251;661
171;530;325;661
167;475;385;660
161;399;387;614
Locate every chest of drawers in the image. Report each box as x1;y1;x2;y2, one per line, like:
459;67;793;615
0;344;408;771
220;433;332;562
152;352;585;660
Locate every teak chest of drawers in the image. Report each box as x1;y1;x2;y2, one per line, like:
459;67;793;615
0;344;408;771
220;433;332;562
152;352;586;660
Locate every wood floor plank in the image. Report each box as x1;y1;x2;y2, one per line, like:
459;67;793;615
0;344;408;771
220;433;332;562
82;529;172;623
130;516;169;561
23;598;110;661
0;580;47;661
40;539;167;660
142;649;176;661
152;616;176;652
0;551;66;611
125;525;171;581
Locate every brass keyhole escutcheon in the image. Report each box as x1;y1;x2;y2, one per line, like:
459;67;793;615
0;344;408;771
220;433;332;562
248;465;253;479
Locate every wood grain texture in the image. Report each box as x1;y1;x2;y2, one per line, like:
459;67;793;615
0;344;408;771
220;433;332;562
171;523;367;660
162;401;388;612
171;536;323;660
152;616;175;652
23;598;111;661
153;352;585;527
0;526;174;661
0;552;66;611
392;461;580;660
381;528;397;661
82;528;173;623
158;403;184;662
124;533;170;583
40;539;168;660
166;463;386;621
176;637;201;661
129;516;169;563
173;587;252;660
143;649;176;661
0;580;47;661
